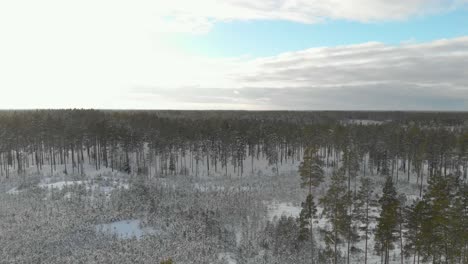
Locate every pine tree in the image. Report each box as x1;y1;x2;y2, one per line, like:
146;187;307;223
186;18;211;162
299;146;325;191
320;167;352;264
342;142;360;264
397;194;407;264
354;177;374;264
403;174;467;264
342;142;360;194
404;200;425;264
417;174;459;263
169;154;176;175
299;194;316;241
298;146;324;263
374;176;400;264
449;179;468;264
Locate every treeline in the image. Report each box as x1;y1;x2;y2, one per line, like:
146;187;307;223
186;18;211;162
137;110;468;126
0;110;467;184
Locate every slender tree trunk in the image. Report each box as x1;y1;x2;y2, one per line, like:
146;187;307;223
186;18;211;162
309;180;314;264
251;154;254;175
50;147;53;176
385;243;389;264
64;151;67;175
400;207;404;264
206;153;209;176
419;169;424;197
407;159;411;182
364;199;369;264
71;145;75;174
396;158;399;183
80;143;84;176
334;227;338;264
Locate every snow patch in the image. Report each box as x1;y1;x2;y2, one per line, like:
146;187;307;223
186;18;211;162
6;187;21;195
218;252;237;264
38;180;128;194
39;181;86;189
95;219;157;239
267;201;301;221
341;119;387;125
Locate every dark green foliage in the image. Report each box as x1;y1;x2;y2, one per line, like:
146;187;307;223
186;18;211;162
354;177;374;223
403;199;425;261
298;194;316;241
353;177;374;264
374;176;400;264
320;168;353;264
299;147;325;190
169;154;176;174
420;175;452;262
298;146;324;263
342;142;360;190
408;174;467;263
160;258;173;264
122;162;131;174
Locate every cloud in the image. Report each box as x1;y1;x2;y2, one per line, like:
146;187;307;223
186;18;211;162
156;0;468;33
0;0;467;110
239;37;468;87
136;37;468;110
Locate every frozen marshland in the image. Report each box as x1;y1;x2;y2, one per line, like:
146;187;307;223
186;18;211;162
0;110;467;264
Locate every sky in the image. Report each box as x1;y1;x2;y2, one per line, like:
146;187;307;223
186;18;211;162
0;0;468;110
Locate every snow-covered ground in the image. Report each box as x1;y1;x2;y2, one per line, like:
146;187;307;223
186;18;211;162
266;201;301;221
6;187;21;194
218;252;237;264
0;150;443;263
95;219;157;239
6;178;129;196
39;180;87;189
341;119;389;125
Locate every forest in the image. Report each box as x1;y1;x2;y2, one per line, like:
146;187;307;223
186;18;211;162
0;109;467;264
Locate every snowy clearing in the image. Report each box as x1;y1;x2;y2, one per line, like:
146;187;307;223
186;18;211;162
95;220;157;239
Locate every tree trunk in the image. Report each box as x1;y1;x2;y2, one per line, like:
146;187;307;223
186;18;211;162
399;207;404;264
419;169;424;198
334;227;338;264
364;199;369;264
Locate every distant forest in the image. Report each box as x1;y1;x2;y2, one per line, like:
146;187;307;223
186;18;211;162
0;110;467;181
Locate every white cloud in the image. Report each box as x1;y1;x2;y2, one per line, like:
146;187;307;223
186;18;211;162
151;0;467;33
136;37;468;110
236;37;468;88
0;0;467;110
